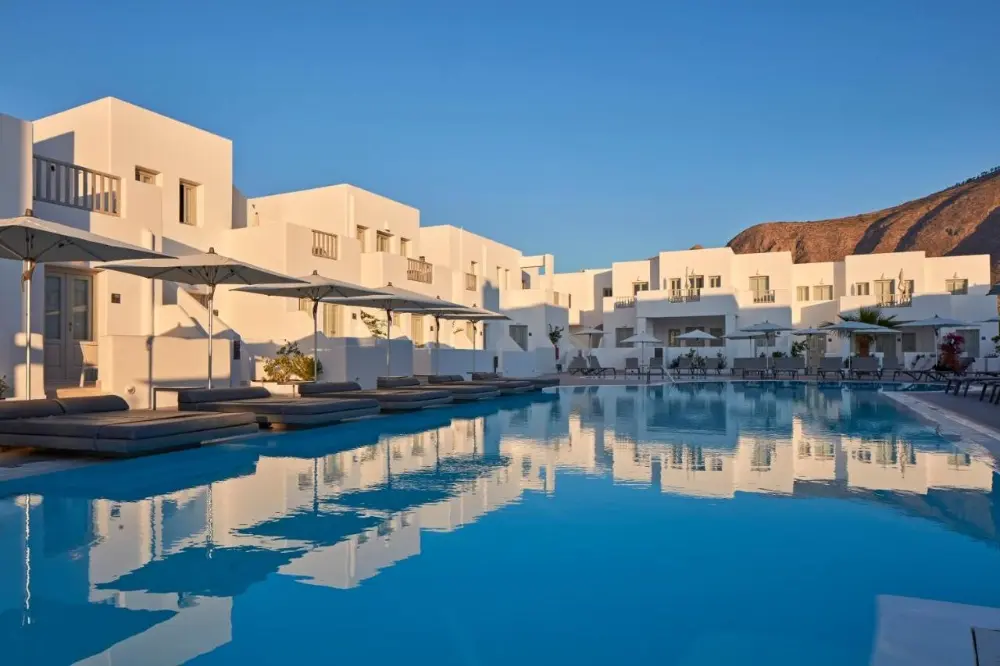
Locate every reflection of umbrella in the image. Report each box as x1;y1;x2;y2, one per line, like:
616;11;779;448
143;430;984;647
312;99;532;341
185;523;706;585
325;284;455;375
100;248;300;387
235;271;387;379
621;331;662;369
96;544;306;597
0;598;175;666
0;214;169;397
239;509;382;548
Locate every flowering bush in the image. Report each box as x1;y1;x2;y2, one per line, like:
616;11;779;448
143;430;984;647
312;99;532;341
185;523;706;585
939;332;965;371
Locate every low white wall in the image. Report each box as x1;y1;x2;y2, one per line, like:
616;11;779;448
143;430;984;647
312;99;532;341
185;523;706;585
499;347;556;376
100;335;232;409
414;349;493;376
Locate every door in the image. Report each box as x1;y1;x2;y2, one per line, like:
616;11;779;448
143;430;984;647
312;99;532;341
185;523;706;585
875;280;895;305
44;270;96;384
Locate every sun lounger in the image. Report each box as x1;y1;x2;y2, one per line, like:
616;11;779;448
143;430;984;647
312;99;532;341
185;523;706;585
471;372;560;389
624;357;641;377
647;357;665;378
676;357;693;376
703;357;723;375
405;375;499;400
849;356;880;379
773;356;805;378
586;355;616;378
881;356;903;380
732;357;767;378
453;373;534;393
0;395;257;456
567;356;588;375
895;357;938;381
299;380;452;411
817;357;845;380
178;386;381;426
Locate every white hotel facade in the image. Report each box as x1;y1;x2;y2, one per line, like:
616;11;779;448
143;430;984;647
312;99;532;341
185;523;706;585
0;96;994;403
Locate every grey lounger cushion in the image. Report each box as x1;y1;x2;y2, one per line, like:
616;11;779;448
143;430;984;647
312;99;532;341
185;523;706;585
176;386;380;424
301;380;452;410
0;399;65;421
470;372;553;389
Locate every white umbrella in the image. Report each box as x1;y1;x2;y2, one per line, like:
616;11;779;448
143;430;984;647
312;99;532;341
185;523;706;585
740;321;792;360
234;270;388;380
0;213;170;397
723;331;766;361
676;329;717;342
791;328;829;336
99;247;301;388
898;315;970;368
621;331;662;369
324;284;458;375
397;304;509;373
573;326;605;352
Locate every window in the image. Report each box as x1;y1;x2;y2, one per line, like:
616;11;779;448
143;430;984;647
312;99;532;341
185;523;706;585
311;230;338;259
356;225;368;252
135;167;158;184
669;278;682;292
509;324;528;351
709;275;722;288
796;286;810;302
901;332;916;353
814;285;833;301
470;260;478;275
854;282;870;296
299;300;340;336
376;231;391;253
399;238;410;257
568;294;572;308
688;275;704;289
667;329;680;346
750;276;772;302
632;281;649;295
179;180;198;225
602;287;613;298
615;327;635;348
709;327;724;347
504;269;510;289
496;266;502;286
946;278;968;295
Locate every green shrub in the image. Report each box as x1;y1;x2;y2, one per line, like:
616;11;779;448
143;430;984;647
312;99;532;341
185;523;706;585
263;341;322;382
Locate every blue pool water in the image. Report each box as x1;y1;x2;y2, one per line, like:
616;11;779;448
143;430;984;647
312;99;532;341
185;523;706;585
2;383;1000;665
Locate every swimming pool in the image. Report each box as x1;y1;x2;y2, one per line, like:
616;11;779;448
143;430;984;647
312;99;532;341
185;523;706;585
1;384;999;665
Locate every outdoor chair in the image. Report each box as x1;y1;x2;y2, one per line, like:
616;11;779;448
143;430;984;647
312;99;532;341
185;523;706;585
849;356;880;380
647;357;665;379
773;356;805;379
817;357;845;380
624;357;641;377
567;356;588;375
587;355;617;378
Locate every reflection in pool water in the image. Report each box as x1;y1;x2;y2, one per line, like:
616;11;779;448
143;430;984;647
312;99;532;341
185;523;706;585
1;385;999;665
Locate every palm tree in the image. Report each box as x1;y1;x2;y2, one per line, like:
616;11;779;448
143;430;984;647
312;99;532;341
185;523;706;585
824;307;899;357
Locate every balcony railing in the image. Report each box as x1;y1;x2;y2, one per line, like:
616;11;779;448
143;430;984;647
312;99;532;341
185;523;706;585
311;230;338;259
615;297;635;309
407;258;432;284
465;272;477;291
753;290;776;304
876;295;912;308
33;155;120;216
668;289;701;303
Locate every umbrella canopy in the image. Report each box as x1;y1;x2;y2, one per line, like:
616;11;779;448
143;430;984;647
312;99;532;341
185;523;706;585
0;214;171;397
325;285;467;374
723;332;766;340
99;247;301;387
239;508;383;548
897;315;969;329
821;321;896;334
792;328;830;336
621;332;662;345
676;330;718;341
980;316;1000;323
740;320;792;333
574;327;605;336
235;271;388;379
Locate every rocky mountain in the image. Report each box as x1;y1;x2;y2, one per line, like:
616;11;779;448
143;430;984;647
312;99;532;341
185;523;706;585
727;167;1000;283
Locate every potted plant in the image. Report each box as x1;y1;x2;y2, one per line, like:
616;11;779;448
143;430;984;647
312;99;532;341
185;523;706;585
263;341;323;382
716;351;727;370
0;375;8;400
548;325;565;369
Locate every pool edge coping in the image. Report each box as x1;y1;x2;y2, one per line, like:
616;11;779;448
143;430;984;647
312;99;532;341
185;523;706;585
882;392;1000;464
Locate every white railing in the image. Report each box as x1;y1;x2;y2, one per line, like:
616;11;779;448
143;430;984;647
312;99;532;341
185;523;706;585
33;155;121;216
311;230;338;259
615;297;635;309
407;258;432;284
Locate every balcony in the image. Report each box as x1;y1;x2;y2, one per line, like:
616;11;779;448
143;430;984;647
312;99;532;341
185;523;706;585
407;258;433;284
615;297;635;309
668;289;701;303
33;155;120;216
311;230;338;260
465;272;477;291
876;295;912;308
753;290;776;304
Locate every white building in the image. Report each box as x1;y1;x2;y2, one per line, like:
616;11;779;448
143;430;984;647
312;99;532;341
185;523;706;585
554;245;996;368
0;98;565;403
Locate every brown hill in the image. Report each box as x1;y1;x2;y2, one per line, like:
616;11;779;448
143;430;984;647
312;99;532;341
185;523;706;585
727;168;1000;282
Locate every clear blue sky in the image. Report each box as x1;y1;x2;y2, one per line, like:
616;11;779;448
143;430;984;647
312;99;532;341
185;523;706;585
2;1;998;271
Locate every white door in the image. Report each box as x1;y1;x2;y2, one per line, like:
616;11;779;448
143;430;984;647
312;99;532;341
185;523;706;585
44;270;96;384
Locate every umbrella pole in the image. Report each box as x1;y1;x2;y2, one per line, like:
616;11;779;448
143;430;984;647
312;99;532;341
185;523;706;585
472;322;478;374
207;284;216;389
312;300;319;381
22;261;34;399
385;308;392;377
435;315;441;375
